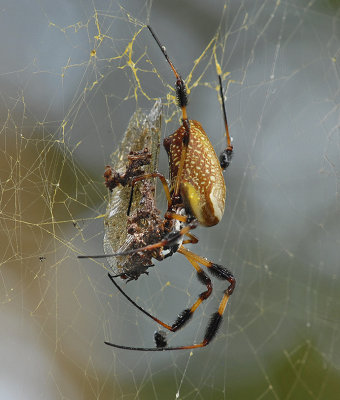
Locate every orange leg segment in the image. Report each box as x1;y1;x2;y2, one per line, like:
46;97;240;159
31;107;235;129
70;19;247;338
105;245;235;351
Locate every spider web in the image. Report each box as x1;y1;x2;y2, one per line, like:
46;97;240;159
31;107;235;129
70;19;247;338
1;0;340;399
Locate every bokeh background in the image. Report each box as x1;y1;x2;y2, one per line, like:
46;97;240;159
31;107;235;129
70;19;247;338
1;0;340;399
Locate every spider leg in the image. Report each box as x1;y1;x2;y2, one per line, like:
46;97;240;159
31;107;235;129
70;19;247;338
147;25;190;198
217;74;233;170
182;232;199;245
106;252;212;333
176;246;236;348
78;219;198;260
107;273;171;331
105;246;235;351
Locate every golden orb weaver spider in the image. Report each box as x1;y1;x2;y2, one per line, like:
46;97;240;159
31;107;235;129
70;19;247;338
79;25;235;351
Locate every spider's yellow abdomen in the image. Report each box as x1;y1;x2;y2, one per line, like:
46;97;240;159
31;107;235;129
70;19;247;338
164;120;226;226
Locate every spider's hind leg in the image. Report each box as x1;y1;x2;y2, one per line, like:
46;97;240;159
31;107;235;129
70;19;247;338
178;247;235;346
106;246;213;335
105;246;235;351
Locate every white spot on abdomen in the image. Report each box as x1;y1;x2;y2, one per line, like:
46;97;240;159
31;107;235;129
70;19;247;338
209;186;224;222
